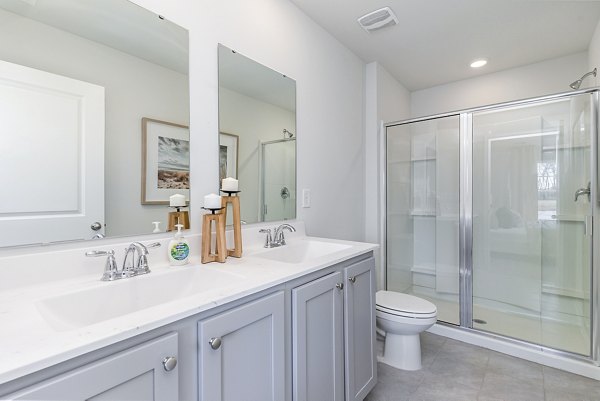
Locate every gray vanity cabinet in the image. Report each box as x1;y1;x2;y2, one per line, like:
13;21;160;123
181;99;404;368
292;257;377;401
7;332;179;400
344;258;377;401
2;252;376;401
198;291;285;401
292;271;345;401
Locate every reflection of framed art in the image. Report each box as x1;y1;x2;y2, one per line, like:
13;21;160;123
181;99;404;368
141;117;190;205
219;132;239;183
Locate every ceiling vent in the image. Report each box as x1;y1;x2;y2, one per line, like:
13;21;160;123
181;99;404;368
357;7;398;33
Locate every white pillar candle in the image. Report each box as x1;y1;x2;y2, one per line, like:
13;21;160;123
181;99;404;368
204;193;221;209
170;193;186;207
222;177;239;191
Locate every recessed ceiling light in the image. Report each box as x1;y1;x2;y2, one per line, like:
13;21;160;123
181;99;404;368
470;59;488;68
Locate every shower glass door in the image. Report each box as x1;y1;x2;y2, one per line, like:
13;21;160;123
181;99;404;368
386;115;461;325
260;139;296;222
471;94;593;355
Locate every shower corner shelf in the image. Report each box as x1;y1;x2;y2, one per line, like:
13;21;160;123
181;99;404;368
410;157;436;162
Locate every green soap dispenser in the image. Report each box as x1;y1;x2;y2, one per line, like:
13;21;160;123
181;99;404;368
168;224;190;266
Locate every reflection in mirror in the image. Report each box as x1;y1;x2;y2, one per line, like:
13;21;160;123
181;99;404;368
218;44;296;224
0;0;189;248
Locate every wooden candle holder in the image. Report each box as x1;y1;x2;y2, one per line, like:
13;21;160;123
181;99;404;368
221;194;242;258
167;210;190;231
201;210;226;263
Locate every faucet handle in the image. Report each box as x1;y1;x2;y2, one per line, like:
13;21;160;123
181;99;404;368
136;242;160;275
131;242;161;275
259;228;273;248
85;249;119;281
134;241;161;255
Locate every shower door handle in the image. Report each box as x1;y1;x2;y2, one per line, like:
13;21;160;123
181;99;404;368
585;215;593;236
575;182;591;202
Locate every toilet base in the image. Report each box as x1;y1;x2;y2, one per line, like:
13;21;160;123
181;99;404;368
380;332;422;371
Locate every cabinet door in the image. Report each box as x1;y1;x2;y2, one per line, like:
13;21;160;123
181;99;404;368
344;258;377;401
8;333;179;400
198;291;285;401
292;272;344;401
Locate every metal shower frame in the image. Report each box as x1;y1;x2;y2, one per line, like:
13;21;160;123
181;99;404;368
381;87;600;365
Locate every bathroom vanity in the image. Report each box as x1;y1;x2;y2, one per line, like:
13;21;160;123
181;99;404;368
0;227;377;401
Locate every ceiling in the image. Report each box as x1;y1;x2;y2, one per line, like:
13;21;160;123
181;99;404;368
290;0;600;91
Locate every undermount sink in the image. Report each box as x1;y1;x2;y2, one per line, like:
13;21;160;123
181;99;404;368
253;239;352;264
35;267;245;331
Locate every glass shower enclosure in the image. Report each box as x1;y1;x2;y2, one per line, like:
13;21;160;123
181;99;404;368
259;138;296;222
385;90;599;360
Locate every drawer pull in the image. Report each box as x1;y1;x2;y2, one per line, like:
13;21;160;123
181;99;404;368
348;276;356;283
336;282;344;290
162;356;177;372
209;337;222;350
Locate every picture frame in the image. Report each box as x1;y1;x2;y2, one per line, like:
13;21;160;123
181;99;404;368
141;117;190;205
219;132;239;183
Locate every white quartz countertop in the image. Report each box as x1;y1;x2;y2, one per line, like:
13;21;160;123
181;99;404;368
0;231;377;385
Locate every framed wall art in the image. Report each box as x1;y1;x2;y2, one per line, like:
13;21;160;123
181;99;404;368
141;117;190;205
219;132;239;184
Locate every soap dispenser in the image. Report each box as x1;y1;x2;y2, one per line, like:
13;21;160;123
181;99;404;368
168;224;190;266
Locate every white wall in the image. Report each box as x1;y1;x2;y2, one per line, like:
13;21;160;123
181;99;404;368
219;87;295;223
365;62;411;288
411;52;588;118
588;18;600;84
0;9;189;237
133;0;366;241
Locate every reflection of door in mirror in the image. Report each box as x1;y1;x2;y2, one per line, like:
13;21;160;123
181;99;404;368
0;1;189;248
0;60;105;247
261;139;296;221
218;44;296;224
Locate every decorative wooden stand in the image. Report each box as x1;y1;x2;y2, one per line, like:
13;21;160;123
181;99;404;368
201;209;226;263
221;191;242;258
167;210;190;231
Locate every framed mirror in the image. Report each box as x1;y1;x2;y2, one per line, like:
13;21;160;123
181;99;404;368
0;0;189;247
218;44;296;224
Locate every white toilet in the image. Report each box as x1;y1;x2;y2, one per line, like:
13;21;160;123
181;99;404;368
376;290;437;371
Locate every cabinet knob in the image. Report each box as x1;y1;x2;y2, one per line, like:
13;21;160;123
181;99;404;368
336;282;344;290
348;276;356;283
209;337;222;350
162;356;177;372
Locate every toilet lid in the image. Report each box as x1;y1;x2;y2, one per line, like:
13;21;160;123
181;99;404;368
376;291;437;315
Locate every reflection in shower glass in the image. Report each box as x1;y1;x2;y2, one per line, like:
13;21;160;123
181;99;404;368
386;116;460;325
261;139;296;222
472;94;592;355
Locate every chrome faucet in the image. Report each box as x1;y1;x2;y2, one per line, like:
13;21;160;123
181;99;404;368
122;243;139;278
86;242;160;281
259;224;296;248
273;223;296;246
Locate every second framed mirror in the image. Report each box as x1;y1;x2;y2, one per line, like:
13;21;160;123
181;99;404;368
218;44;296;224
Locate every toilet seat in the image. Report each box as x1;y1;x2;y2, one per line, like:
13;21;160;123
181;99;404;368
376;291;437;319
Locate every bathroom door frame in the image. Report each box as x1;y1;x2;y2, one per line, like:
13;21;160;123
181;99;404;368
382;87;600;365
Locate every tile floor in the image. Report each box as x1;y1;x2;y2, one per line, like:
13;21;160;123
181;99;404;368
365;332;600;401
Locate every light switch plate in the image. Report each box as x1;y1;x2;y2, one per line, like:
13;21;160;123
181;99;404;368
302;189;311;208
